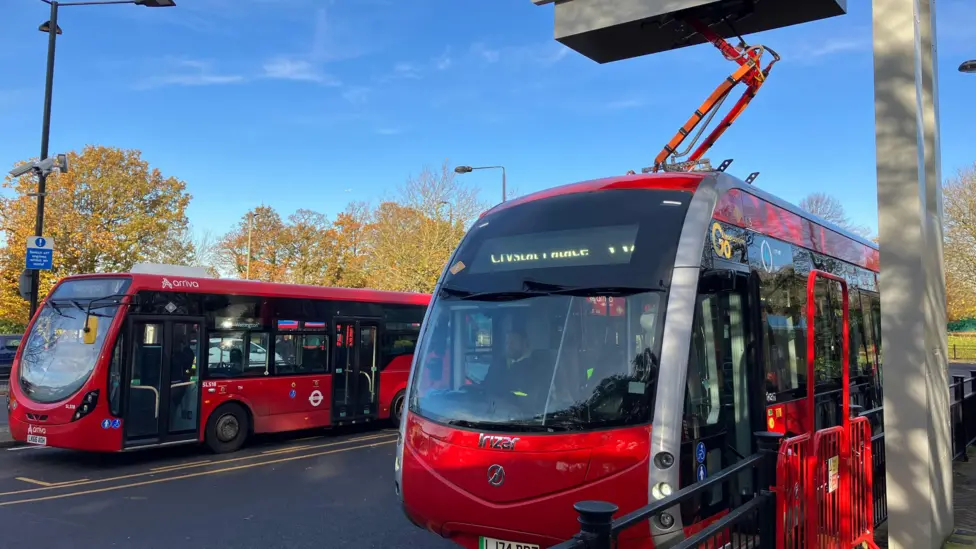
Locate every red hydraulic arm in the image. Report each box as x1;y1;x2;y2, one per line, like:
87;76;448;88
650;18;780;173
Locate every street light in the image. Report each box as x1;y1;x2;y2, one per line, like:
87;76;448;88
454;165;507;203
24;0;176;319
438;200;454;225
960;60;976;74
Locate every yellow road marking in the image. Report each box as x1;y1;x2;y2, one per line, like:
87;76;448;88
0;440;394;506
15;477;89;487
0;432;396;498
150;460;211;472
261;445;311;455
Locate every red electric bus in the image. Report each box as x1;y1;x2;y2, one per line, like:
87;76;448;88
395;171;884;548
6;268;429;453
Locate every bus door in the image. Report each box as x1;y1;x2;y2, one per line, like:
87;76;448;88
124;316;204;447
679;268;762;527
804;270;851;434
332;318;380;422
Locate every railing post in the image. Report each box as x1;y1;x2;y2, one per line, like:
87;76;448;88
753;431;783;489
955;376;969;461
754;431;783;549
573;501;617;549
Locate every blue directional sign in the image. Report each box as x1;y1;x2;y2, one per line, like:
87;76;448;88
101;419;111;430
696;464;708;481
696;442;707;464
25;236;54;270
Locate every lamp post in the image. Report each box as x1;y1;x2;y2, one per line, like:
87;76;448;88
26;0;176;319
961;60;976;74
438;200;454;226
454;165;506;203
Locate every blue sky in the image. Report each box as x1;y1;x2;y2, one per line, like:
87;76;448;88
1;0;974;241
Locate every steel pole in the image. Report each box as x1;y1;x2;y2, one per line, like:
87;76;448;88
246;212;253;280
28;0;60;321
501;167;507;202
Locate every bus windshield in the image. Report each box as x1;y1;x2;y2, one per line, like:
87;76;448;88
19;278;131;403
409;188;692;432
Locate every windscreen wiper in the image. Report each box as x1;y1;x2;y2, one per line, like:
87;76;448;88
522;279;658;297
439;285;548;302
46;301;69;318
446;419;557;433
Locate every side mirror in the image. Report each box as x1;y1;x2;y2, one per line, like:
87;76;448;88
83;316;98;345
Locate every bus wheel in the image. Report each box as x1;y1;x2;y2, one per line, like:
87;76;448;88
391;391;406;425
205;403;249;454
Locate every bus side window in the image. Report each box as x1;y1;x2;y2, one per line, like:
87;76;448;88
870;295;882;372
848;289;868;378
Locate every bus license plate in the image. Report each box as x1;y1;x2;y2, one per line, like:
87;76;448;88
480;537;539;549
26;434;47;446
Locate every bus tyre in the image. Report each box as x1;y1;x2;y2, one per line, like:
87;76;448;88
205;403;249;454
391;390;406;426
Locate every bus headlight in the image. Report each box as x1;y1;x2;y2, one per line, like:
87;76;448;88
72;390;100;421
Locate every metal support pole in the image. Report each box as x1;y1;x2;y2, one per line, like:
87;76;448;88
245;212;253;280
872;0;952;546
754;431;781;549
501;167;507;202
28;0;59;321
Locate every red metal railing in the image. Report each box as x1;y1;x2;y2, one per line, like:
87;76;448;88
776;419;880;549
849;417;877;547
776;433;811;549
811;426;846;548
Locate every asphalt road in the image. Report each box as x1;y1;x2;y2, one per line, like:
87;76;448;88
0;426;456;549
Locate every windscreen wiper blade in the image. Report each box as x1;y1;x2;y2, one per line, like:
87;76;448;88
523;279;657;297
439;285;548;302
46;301;69;318
446;419;555;432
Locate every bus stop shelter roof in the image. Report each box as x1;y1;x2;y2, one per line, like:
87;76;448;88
538;0;848;63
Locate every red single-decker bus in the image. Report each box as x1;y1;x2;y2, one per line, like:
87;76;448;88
7;268;429;453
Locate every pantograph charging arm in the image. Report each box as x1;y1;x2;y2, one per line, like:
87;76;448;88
651;18;780;173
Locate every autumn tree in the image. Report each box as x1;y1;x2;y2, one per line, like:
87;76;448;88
943;163;976;320
0;145;192;325
285;209;335;285
216;206;289;282
368;160;485;293
798;192;873;238
327;201;372;288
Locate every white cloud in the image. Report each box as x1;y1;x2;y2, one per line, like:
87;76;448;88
137;59;244;89
262;57;340;85
471;42;501;63
433;50;453;71
803;37;868;58
342;86;371;105
393;62;422;79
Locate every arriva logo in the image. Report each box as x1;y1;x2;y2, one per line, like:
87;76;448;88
27;424;47;435
161;278;199;290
